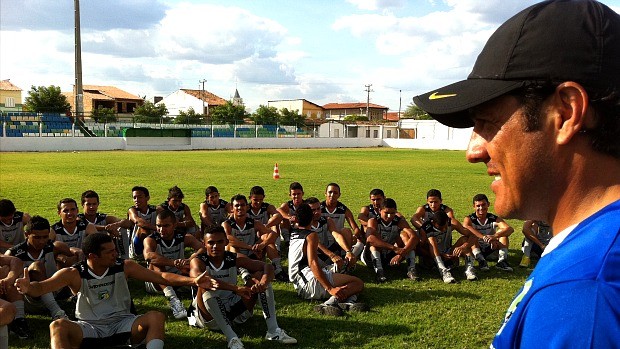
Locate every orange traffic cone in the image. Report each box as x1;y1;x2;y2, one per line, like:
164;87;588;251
273;163;280;180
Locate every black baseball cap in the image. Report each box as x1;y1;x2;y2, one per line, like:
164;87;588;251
413;0;620;128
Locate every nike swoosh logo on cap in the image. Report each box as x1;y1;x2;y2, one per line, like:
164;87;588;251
429;92;457;100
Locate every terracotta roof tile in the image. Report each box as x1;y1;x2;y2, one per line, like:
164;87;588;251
81;85;142;100
181;89;227;106
0;79;22;91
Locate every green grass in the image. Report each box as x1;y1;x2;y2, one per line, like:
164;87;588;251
0;148;529;348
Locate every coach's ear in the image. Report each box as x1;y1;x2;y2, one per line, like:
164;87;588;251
552;82;591;145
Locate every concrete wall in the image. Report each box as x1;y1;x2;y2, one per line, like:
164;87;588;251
0;136;381;152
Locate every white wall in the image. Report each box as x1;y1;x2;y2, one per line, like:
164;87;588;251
157;90;203;116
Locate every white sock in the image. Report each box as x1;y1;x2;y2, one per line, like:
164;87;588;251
41;292;62;316
146;338;164;349
522;239;532;257
13;300;25;318
435;256;446;270
0;325;8;349
352;240;364;258
203;292;238;342
371;250;383;272
163;286;176;299
499;248;508;262
259;284;279;333
466;255;474;267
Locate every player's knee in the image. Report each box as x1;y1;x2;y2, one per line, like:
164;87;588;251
49;318;70;334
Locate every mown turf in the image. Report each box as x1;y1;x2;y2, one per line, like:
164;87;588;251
0;148;530;348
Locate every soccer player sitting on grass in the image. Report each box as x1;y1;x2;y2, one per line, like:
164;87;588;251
78;190;130;258
223;194;280;285
410;189;472;268
463;194;515;272
198;186;231;239
276;181;305;248
14;232;217;349
1;254;23;344
52;198;97;269
127;186;158;259
157;186;197;236
289;203;367;317
321;183;365;261
307;197;356;273
364;198;419;282
0;199;30;254
357;188;386;235
143;210;205;320
187;226;296;349
519;220;553;268
418;211;478;283
246;186;287;281
7;216;75;321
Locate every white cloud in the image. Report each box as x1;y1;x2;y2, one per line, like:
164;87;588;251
346;0;405;11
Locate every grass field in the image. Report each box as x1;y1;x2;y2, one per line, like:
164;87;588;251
0;148;530;348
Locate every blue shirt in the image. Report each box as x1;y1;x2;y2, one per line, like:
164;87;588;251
492;200;620;348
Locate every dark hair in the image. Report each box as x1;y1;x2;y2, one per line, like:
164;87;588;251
230;194;248;204
295;203;313;227
431;210;449;227
326;183;340;191
382;198;397;210
83;233;113;257
306;197;320;205
472;193;489;204
167;185;184;200
29;215;50;231
513;82;620;158
57;198;78;211
0;199;16;216
369;188;385;197
289;182;303;192
204;225;226;237
426;189;442;199
81;190;100;205
205;186;219;196
157;209;177;222
249;186;265;196
132;186;150;197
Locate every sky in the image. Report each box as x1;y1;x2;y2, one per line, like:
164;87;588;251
2;0;619;113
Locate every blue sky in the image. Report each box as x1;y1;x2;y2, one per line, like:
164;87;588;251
2;0;619;112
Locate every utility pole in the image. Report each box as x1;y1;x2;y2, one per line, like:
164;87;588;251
364;84;373;121
74;0;83;122
199;79;207;116
398;89;402;139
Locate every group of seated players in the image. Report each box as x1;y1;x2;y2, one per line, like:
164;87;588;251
0;183;552;349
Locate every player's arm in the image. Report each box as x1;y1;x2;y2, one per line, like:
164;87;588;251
184;234;206;261
222;221;253;251
410;206;425;230
0;240;13;251
178;205;196;229
327;218;353;253
462;216;485;239
494;218;514;238
237;256;274;288
366;218;400;251
344;208;362;239
276;203;292;220
398;220;419;253
264;205;283;230
15;266;81;298
199;203;215;228
522;220;545;248
254;220;277;246
358;206;370;228
143;236;174;268
128;208;156;232
125;259;215;290
0;255;23;292
53;241;75;259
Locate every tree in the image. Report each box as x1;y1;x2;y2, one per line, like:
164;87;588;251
278;108;305;125
402;102;432;120
134;101;168;123
209;101;248;124
174;107;204;124
91;107;117;123
24;85;71;113
250;105;279;125
343;114;369;122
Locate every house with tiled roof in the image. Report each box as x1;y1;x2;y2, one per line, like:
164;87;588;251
0;79;23;112
322;102;389;121
63;85;144;115
158;88;228;116
268;99;324;120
